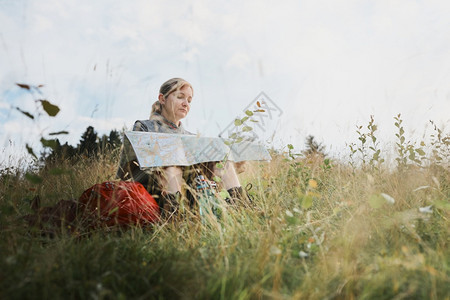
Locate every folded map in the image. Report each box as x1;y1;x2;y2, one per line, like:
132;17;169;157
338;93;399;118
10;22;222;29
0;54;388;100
123;131;271;168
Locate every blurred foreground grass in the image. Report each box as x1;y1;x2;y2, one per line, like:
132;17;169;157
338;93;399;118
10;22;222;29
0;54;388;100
0;135;449;299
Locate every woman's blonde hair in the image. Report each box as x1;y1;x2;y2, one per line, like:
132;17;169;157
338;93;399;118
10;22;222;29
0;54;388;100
151;78;193;114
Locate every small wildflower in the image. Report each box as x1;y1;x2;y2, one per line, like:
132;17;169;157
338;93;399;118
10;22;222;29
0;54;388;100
308;179;318;189
419;205;433;214
269;245;282;255
299;251;308;258
293;208;302;214
380;193;395;204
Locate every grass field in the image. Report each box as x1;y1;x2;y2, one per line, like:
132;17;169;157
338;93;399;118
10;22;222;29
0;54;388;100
0;119;449;299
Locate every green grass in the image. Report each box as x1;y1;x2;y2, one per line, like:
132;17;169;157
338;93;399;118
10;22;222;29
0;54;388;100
1;135;449;299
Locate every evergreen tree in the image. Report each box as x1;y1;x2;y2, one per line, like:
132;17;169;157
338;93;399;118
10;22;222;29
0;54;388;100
98;129;122;152
108;129;122;149
78;126;98;156
303;135;326;157
41;139;77;164
41;126;122;164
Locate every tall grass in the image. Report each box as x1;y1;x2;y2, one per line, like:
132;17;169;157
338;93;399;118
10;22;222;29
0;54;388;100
0;120;449;299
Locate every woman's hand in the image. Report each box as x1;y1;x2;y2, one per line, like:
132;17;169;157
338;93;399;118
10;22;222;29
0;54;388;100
234;161;247;174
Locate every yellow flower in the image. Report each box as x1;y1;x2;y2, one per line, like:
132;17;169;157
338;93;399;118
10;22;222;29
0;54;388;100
308;179;318;189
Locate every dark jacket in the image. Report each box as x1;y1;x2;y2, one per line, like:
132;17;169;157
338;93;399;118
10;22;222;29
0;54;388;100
116;112;206;203
133;112;193;135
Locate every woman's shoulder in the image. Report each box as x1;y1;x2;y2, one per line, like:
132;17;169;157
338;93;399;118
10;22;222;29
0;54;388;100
133;118;193;135
133;119;158;132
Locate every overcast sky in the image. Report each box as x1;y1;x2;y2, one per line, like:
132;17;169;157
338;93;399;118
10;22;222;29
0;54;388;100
1;0;449;165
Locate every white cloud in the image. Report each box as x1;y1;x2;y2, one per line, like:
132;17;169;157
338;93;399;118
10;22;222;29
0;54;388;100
226;52;251;70
32;14;53;33
0;101;9;109
182;47;199;62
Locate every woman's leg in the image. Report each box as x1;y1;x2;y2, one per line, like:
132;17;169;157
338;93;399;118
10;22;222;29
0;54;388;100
160;166;183;194
212;161;252;205
212;161;240;190
158;166;184;217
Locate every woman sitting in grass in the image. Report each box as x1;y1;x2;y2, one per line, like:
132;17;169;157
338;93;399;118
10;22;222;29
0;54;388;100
117;78;250;217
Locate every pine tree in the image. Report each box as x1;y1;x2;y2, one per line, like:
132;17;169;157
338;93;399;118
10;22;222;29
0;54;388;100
108;129;122;149
41;139;77;164
303;135;326;157
98;129;122;152
78;126;98;156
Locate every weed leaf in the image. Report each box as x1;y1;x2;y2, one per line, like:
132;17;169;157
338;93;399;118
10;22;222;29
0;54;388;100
415;148;426;156
39;100;60;117
302;195;313;209
432;199;450;210
16;83;30;90
26;144;37;159
15;107;34;119
108;207;119;216
49;131;69;136
212;176;222;183
40;138;58;150
25;173;43;184
49;168;67;175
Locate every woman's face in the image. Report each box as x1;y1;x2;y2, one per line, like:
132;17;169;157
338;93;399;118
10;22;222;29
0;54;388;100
160;84;193;125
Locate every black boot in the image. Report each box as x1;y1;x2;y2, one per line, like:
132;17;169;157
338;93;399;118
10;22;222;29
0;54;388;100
226;184;253;207
160;192;181;220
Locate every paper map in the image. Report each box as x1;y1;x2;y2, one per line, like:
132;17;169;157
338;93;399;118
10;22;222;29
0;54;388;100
123;131;271;168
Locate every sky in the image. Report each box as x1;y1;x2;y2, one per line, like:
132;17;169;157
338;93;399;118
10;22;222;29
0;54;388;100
1;0;449;166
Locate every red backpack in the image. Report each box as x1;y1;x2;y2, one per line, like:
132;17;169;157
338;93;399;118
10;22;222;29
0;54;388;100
79;181;160;226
